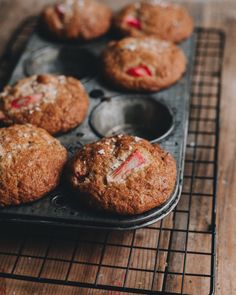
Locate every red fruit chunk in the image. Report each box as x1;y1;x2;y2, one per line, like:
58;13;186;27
55;4;65;19
112;150;146;180
126;65;152;77
125;16;141;30
11;93;43;109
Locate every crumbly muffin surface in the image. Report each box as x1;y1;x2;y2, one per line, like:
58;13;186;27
0;74;89;134
42;0;112;40
69;135;177;215
0;124;68;206
114;0;194;43
102;36;186;91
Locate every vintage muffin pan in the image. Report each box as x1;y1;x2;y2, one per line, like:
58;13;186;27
0;23;196;229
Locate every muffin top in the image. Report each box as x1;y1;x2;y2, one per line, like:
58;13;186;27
0;74;89;134
42;0;112;40
102;36;187;91
114;0;194;43
69;134;177;215
0;124;68;206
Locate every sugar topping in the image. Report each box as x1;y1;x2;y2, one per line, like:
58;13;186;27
58;0;84;13
122;43;137;52
58;75;66;84
134;136;142;142
3;75;59;115
0;91;7;98
117;134;124;138
142;0;172;8
7;153;12;160
17;131;30;138
102;140;116;155
122;38;170;53
98;149;105;155
0;125;59;165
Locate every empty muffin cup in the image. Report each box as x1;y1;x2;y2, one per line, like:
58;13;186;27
90;95;174;142
25;46;97;82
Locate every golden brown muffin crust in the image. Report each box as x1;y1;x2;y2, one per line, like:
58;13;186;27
102;36;187;92
0;74;89;135
0;124;68;206
42;0;112;40
69;135;177;215
114;0;194;43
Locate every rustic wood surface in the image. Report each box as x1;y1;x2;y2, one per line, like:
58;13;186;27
0;0;235;294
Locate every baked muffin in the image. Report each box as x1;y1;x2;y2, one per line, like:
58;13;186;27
42;0;112;40
0;74;89;135
69;135;177;215
114;0;193;43
0;124;68;206
102;36;186;92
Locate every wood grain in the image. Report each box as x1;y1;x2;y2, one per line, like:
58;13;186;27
0;1;235;294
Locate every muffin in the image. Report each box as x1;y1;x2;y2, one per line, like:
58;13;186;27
42;0;112;40
0;124;68;206
0;74;89;135
102;36;186;92
114;0;194;43
69;135;177;215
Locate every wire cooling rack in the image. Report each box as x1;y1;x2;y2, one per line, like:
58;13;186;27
0;19;225;294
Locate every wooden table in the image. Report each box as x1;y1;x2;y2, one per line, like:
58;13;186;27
0;1;235;294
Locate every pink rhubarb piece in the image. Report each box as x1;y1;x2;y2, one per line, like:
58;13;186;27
111;150;146;180
125;16;141;30
11;93;43;109
126;65;152;77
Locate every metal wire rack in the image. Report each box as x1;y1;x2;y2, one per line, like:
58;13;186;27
0;20;225;294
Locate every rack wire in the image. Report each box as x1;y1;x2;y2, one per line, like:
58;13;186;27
0;20;225;294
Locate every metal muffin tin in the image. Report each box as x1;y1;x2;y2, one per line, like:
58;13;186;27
0;26;196;230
